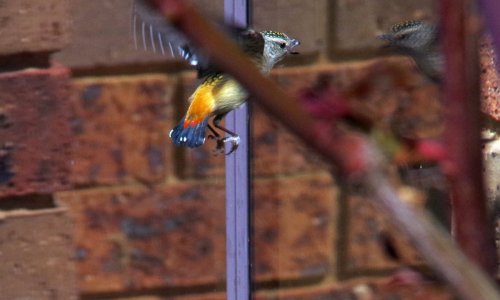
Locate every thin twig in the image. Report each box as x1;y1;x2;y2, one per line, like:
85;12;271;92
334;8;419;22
142;0;500;299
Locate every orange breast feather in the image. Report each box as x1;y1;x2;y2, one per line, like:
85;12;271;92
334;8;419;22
184;83;216;128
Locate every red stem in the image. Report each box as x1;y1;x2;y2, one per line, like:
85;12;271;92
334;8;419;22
440;0;497;275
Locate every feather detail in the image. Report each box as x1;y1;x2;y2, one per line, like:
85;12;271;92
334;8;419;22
132;0;201;65
168;75;220;147
184;77;218;124
170;117;209;148
132;0;265;78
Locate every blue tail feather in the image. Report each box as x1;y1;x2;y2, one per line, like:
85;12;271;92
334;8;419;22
169;117;209;148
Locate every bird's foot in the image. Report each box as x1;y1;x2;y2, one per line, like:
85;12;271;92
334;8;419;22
223;136;240;155
208;135;240;155
207;135;223;155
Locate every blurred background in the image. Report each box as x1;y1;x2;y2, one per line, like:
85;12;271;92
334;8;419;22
0;0;499;299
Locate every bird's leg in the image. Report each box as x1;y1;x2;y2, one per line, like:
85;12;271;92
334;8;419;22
213;113;240;155
206;123;220;140
206;123;225;155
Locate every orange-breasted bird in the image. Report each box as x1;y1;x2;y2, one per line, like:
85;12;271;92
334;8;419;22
132;0;300;154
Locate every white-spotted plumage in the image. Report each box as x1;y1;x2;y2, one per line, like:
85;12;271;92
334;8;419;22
379;20;442;82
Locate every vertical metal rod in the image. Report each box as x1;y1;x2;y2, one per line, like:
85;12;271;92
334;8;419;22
224;1;251;299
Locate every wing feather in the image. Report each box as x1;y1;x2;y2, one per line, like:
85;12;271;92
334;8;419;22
132;0;264;76
132;0;197;63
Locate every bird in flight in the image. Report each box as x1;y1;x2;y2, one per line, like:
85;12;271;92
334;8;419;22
132;0;300;154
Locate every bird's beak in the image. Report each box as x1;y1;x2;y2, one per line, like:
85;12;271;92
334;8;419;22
287;39;300;55
377;34;394;48
377;34;393;41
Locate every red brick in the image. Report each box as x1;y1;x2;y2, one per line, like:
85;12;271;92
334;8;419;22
256;285;355;300
111;293;226;300
180;144;225;179
71;75;173;186
0;0;69;55
178;70;321;179
331;1;436;55
252;173;337;281
0;65;72;197
252;103;325;177
113;280;451;300
178;68;319;179
177;70;319;179
56;172;336;293
55;0;223;69
178;72;225;179
372;282;452;300
255;279;451;300
253;0;327;58
0;204;77;299
113;294;227;300
480;36;500;121
55;183;226;294
272;59;442;140
183;58;441;178
342;195;422;274
55;0;322;69
173;294;225;300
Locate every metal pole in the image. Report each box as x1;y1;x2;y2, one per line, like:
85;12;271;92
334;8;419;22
224;1;251;299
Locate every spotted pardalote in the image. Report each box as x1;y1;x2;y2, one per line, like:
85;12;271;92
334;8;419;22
132;0;300;154
380;20;443;83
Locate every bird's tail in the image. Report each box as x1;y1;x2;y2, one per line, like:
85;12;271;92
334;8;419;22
169;117;209;148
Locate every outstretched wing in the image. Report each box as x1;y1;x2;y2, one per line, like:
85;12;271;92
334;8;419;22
131;0;264;77
132;0;203;65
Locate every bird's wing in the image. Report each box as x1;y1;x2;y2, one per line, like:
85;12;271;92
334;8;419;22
131;0;264;77
132;0;203;65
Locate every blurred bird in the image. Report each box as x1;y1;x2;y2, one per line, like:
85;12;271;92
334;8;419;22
380;21;450;228
132;0;300;154
379;20;443;83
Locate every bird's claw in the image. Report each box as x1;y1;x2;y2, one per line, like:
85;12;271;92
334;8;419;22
223;136;240;155
214;139;226;155
211;135;240;155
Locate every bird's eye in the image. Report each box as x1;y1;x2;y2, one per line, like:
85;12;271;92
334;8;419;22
279;42;286;49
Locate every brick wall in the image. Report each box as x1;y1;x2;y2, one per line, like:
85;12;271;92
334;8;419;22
0;1;77;299
7;0;500;299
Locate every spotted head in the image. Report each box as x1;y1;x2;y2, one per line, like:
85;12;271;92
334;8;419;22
379;20;437;52
260;30;300;72
379;20;442;82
